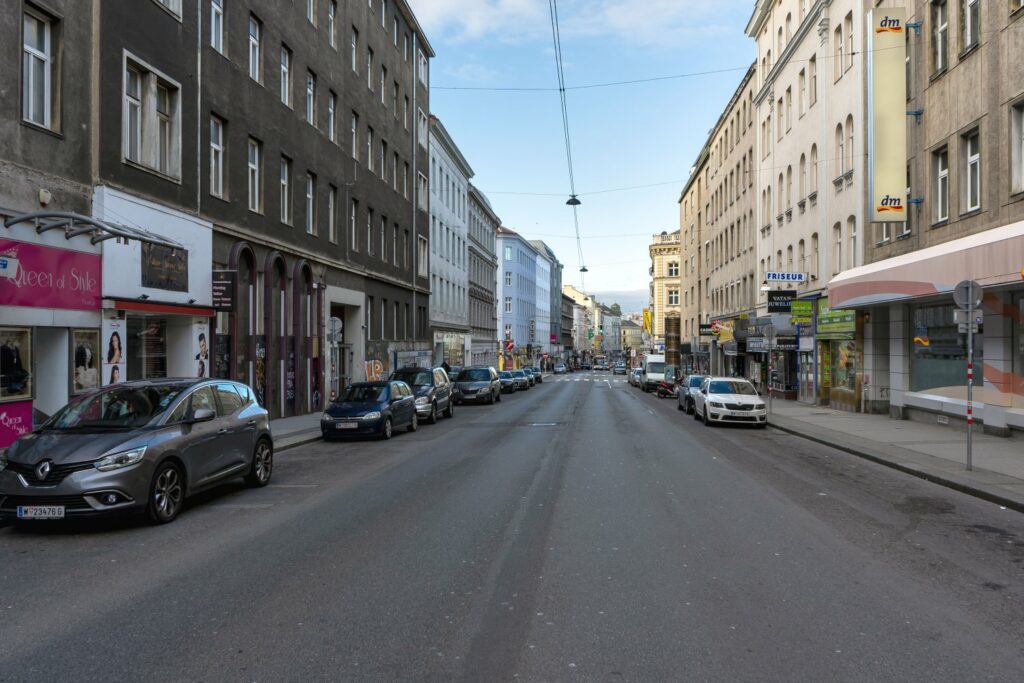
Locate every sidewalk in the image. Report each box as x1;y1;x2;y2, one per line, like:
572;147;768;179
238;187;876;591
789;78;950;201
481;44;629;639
270;413;323;451
767;401;1024;512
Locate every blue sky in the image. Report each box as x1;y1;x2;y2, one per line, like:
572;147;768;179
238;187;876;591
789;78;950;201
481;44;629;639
414;0;756;308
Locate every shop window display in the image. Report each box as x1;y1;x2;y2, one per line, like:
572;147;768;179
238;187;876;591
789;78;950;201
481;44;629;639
0;328;32;401
73;329;101;394
910;304;983;396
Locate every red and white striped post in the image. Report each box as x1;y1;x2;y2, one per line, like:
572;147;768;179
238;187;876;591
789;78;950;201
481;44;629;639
966;281;974;472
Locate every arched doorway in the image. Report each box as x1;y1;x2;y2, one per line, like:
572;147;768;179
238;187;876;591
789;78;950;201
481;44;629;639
264;252;287;418
228;242;257;388
292;260;314;415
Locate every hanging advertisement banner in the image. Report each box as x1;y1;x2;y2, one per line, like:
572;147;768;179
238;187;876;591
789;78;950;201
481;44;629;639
192;320;210;378
767;290;796;313
868;8;907;222
101;317;127;385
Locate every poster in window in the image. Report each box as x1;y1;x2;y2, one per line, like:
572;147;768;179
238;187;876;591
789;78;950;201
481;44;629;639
192;320;210;378
102;318;128;386
72;328;101;394
0;327;33;402
141;243;189;292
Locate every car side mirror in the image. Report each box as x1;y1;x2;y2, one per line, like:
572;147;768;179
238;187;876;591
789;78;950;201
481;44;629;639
190;407;216;423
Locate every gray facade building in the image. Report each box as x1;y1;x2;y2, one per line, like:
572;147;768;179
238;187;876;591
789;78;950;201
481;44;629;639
468;183;499;367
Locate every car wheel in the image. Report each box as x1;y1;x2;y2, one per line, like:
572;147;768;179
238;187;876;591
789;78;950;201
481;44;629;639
703;407;713;427
427;402;438;424
147;461;184;524
245;438;273;487
445;399;454;418
488;391;495;405
380;417;393;440
408;412;418;433
693;404;701;421
496;390;502;402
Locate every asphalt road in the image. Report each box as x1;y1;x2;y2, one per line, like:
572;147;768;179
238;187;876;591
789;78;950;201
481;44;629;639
2;373;1023;682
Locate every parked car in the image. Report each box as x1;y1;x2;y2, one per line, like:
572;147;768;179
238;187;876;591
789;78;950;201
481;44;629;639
677;374;707;414
553;363;567;374
498;371;517;393
510;369;531;390
640;354;666;392
580;362;592;370
612;363;628;375
322;381;417;440
629;367;643;387
389;366;455;423
0;379;272;524
530;367;544;383
693;377;768;428
454;366;501;404
521;368;537;386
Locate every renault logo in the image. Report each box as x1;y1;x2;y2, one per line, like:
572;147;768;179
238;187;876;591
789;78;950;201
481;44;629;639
35;460;52;481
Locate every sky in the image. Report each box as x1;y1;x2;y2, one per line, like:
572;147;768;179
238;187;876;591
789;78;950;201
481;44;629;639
412;0;756;310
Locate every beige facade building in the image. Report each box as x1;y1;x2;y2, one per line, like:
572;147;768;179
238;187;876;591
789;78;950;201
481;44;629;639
647;230;681;349
679;145;709;370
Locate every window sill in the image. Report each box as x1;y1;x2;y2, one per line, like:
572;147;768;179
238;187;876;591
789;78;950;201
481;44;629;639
929;66;948;83
958;207;983;219
843;169;854;187
807;191;818;206
957;43;980;63
1012;4;1024;23
832;176;844;191
875;239;891;247
896;230;913;241
20;119;63;139
1009;189;1024;203
930;219;949;229
797;199;806;213
785;208;793;221
123;158;182;185
209;192;230;203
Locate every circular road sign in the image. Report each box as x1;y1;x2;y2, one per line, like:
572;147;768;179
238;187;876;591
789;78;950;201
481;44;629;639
953;280;983;309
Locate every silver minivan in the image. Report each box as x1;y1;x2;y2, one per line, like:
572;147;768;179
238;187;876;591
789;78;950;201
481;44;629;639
0;379;273;524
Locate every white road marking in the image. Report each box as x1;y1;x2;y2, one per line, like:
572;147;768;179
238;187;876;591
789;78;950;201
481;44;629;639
268;484;320;489
211;503;275;510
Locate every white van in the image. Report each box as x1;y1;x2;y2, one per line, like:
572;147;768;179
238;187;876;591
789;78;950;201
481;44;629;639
641;354;666;392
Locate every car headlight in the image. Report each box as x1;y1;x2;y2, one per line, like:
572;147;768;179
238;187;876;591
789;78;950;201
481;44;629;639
414;397;429;405
709;402;724;408
95;446;147;472
363;411;381;420
321;412;334;421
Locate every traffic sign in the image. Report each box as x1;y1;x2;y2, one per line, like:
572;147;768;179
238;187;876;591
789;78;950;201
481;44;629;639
957;323;979;334
953;280;982;309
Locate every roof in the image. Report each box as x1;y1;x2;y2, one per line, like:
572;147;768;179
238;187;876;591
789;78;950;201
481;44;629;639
429;115;474;179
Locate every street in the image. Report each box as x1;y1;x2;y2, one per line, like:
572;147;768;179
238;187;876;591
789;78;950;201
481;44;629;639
2;374;1023;682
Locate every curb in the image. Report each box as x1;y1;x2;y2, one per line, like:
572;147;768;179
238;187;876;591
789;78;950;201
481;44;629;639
768;421;1024;514
275;432;323;452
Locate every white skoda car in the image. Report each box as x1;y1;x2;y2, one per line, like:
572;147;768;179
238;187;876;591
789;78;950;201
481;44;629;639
693;377;767;428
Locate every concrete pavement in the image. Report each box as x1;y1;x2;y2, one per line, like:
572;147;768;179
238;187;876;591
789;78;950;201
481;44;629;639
767;400;1024;512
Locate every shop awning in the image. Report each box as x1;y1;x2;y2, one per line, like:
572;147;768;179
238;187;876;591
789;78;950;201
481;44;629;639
828;219;1024;308
3;211;183;249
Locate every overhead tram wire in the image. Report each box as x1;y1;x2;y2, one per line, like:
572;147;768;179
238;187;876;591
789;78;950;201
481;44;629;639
546;0;588;287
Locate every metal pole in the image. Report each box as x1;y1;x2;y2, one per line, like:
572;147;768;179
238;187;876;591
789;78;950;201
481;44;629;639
966;281;974;471
768;323;774;415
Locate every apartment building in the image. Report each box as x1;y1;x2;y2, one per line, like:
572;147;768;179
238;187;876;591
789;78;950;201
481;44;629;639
530;240;564;358
467;183;500;367
647;229;681;351
428;115;473;366
679;144;710;373
496;227;538;368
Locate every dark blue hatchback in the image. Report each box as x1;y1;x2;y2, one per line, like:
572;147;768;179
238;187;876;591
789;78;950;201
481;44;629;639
321;381;417;440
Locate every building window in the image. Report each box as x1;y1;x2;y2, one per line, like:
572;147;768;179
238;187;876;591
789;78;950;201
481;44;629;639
209;115;225;198
667;262;679;277
305;172;316;235
350;27;358;71
668;289;679;306
403;162;410;198
393;16;399;45
123;59;181;178
798;69;806;116
367;126;374;170
380;139;387;179
418;236;428;277
847;216;856;269
393;81;399;116
834;26;843;81
933;1;948;72
504;297;512;313
934;147;949;222
810;144;818;193
367;48;374;90
328;91;336;141
504;245;512;261
380;66;387;104
832;223;842;274
844;12;853;71
23;9;55;129
279;45;291;106
367;208;374;255
351;111;358;159
808;55;817;105
306;0;315;24
380;214;387;260
350;199;358;251
505;271;512;286
155;0;182;16
393;152;399;189
392;223;399;265
418;173;428;210
328;184;337;243
963;130;981;212
247;138;261;212
418;108;428;148
306;70;316;125
280;156;292;224
785;87;792;131
248;15;261;81
1012;102;1024;195
210;0;224;54
404;95;410;129
328;0;336;47
962;0;979;51
418;49;428;85
910;304;984;392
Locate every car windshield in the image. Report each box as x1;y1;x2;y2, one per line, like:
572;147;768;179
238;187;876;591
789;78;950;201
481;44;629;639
708;380;757;395
499;371;513;379
45;384;189;430
689;376;706;387
339;385;386;402
458;369;492;382
512;370;526;377
393;370;431;386
646;362;665;374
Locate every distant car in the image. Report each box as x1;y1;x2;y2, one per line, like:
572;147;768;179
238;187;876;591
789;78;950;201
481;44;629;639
510;369;530;390
553;363;567;374
0;379;272;524
498;371;517;393
322;381;417;440
693;377;767;428
612;363;628;375
629;368;643;386
677;374;707;414
529;367;544;384
581;362;592;370
454;366;501;404
389;366;455;423
521;368;537;386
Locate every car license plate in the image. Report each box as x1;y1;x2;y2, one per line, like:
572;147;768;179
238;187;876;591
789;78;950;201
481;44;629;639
338;422;358;429
17;505;65;520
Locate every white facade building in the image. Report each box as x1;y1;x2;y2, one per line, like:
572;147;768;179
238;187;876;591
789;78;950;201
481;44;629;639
534;251;551;356
428;116;473;366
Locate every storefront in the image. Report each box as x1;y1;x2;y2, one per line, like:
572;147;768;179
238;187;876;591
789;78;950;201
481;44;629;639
93;187;215;385
433;330;469;367
747;315;798;399
829;219;1024;434
816;306;862;412
0;227;102;447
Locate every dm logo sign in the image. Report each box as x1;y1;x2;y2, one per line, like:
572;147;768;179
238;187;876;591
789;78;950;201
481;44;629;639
875;16;903;33
876;195;905;214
